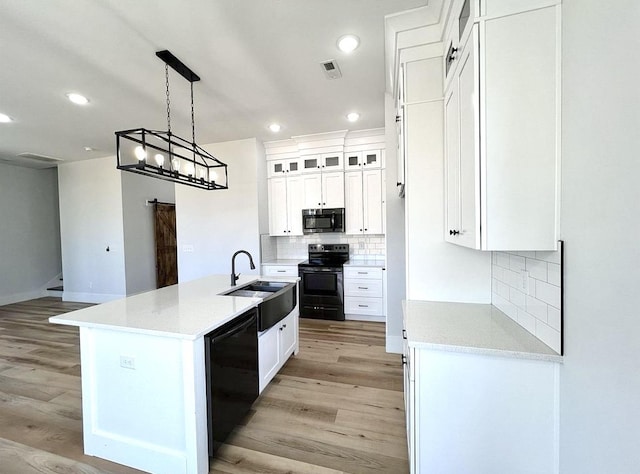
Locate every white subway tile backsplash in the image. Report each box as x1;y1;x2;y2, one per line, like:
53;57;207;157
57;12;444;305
535;250;561;264
274;234;386;260
509;255;526;272
517;309;537;334
547;306;561;331
526;295;547;322
526;258;548;281
497;252;510;269
509;287;526;309
547;263;561;286
536;320;561;354
536;280;561;309
493;294;519;322
491;244;562;354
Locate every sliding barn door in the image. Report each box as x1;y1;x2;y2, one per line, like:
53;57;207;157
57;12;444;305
154;203;178;288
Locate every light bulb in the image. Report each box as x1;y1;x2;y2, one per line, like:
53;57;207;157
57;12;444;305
134;146;147;161
185;163;195;176
172;158;181;172
337;35;360;53
154;154;165;167
210;171;218;183
346;112;360;122
66;93;89;105
199;169;207;180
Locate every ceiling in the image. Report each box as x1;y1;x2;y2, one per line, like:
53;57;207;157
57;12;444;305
0;0;427;168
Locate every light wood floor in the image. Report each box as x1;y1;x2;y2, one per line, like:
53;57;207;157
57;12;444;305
0;297;408;473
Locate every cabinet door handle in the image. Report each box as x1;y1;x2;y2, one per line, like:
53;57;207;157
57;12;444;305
449;229;460;235
402;329;407;340
402;355;407;365
447;47;458;63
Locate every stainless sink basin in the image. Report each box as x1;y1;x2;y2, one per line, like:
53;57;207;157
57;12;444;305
221;280;297;332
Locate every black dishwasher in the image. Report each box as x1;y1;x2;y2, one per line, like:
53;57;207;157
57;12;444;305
204;308;258;458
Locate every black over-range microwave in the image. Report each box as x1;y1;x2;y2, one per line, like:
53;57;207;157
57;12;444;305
302;208;345;234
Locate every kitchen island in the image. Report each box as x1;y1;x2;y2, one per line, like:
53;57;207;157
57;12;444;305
49;274;297;474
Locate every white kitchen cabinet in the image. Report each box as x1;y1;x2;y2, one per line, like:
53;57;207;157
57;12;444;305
344;150;382;170
301;155;321;173
443;0;561;251
261;265;298;277
344;266;385;322
302;171;344;209
321;152;344;171
268;175;304;236
345;169;383;235
267;156;302;178
258;309;298;393
403;300;561;473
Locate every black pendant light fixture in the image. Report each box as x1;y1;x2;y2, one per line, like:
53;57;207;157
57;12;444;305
115;50;228;190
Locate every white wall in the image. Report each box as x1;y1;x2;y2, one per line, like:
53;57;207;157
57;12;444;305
0;163;62;305
121;172;175;295
384;92;406;353
560;1;640;471
58;157;126;302
176;138;262;282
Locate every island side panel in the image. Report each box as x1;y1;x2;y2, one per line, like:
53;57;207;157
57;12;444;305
79;326;208;474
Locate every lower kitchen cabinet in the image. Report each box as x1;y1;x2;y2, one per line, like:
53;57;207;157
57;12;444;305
261;264;298;278
258;309;298;393
344;266;385;322
403;300;561;474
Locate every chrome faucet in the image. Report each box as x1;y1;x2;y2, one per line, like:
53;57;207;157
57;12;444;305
230;250;256;286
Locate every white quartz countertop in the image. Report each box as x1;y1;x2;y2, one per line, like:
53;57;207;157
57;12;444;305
344;259;385;268
49;274;297;341
403;300;562;362
261;259;305;265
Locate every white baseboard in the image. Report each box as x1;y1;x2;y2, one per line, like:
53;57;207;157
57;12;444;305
0;290;46;307
63;292;124;304
345;314;385;323
386;335;403;354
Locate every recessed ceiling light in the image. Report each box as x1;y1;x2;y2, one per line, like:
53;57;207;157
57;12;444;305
66;93;90;105
337;35;360;53
84;146;95;152
0;113;13;123
269;123;282;133
346;112;360;122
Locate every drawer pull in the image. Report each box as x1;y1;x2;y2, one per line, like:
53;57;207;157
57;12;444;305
358;287;369;290
358;304;369;308
357;271;368;274
277;270;286;273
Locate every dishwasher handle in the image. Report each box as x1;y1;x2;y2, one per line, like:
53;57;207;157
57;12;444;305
209;310;257;342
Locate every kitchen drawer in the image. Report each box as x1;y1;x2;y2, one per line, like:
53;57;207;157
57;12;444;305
344;266;383;280
344;296;384;316
262;265;298;277
345;279;383;298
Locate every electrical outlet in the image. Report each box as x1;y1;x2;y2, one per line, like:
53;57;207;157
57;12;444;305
359;241;365;249
120;356;135;370
521;270;530;294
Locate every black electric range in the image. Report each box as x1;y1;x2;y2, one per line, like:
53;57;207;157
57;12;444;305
298;244;349;320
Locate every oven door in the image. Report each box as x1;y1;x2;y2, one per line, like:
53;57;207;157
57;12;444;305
298;266;344;320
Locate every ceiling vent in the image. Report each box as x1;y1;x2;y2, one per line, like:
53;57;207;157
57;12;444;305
321;59;342;79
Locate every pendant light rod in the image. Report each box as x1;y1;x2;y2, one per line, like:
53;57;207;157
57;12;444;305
155;50;200;83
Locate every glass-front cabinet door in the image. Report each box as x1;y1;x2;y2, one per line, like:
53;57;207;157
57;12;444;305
344;150;382;170
321;153;344;171
302;155;321;173
267;157;302;178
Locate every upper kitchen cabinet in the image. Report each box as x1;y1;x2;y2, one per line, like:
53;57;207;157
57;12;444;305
300;153;344;173
444;0;561;251
301;171;345;209
268;175;304;236
267;157;302;178
345;169;384;235
344;150;383;170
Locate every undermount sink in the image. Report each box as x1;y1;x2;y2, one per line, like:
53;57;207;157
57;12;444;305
220;280;297;332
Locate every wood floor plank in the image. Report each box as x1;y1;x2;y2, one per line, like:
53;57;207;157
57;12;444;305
0;297;408;473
